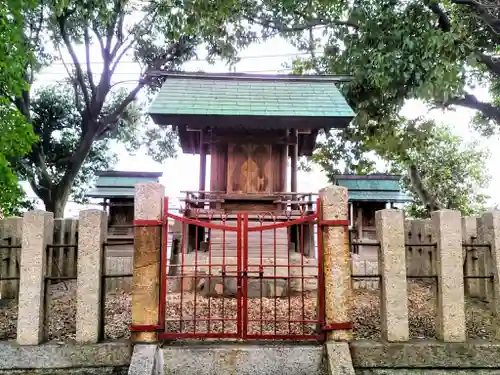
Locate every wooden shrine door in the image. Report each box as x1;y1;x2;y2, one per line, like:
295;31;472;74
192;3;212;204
227;143;272;194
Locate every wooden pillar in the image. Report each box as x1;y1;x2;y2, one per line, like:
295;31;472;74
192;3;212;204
199;130;206;196
356;204;363;240
290;129;298;193
281;130;288;192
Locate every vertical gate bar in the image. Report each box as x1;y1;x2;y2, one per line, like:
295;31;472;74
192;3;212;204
179;220;186;334
158;197;169;331
207;214;212;334
193;222;199;334
236;213;242;338
287;220;292;334
300;219;306;335
242;214;249;338
316;198;326;339
222;214;227;334
273;219;277;336
260;216;264;335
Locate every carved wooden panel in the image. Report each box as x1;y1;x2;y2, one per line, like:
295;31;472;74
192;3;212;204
227;143;272;194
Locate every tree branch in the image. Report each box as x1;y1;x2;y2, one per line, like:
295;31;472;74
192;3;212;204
246;14;358;33
109;9;160;74
84;26;96;96
110;11;126;60
56;13;91;112
55;129;95;208
105;0;123;54
96;81;145;138
408;164;442;212
425;0;451;31
452;0;500;35
56;46;84;116
447;93;500;122
478;52;500;76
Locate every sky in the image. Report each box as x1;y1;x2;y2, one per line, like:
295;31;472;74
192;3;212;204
29;35;499;217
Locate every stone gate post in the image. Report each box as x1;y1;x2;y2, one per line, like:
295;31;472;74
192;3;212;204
76;209;107;343
432;209;465;342
376;209;409;342
17;210;54;345
319;185;352;341
478;211;500;339
131;183;165;342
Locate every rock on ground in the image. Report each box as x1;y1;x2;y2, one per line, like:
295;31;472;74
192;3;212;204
0;280;494;341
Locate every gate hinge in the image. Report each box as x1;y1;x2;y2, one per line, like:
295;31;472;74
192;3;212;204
322;322;353;331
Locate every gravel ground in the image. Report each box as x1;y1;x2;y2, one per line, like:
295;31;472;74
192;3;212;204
0;280;494;341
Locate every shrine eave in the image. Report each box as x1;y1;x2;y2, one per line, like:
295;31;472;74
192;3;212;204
149;114;352;130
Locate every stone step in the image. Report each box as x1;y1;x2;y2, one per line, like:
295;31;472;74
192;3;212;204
161;344;326;375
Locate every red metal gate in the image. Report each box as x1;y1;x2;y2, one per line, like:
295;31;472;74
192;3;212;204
155;198;324;341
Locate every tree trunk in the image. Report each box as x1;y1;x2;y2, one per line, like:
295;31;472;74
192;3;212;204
408;164;442;213
43;192;70;218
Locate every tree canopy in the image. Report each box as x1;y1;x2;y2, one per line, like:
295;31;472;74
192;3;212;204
7;0;496;216
0;0;37;216
241;0;497;215
12;0;257;217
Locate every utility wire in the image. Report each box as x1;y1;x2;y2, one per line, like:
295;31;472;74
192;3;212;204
45;50;325;67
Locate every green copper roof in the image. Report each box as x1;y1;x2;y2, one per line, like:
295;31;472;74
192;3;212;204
335;175;412;203
148;74;355;118
85;171;162;199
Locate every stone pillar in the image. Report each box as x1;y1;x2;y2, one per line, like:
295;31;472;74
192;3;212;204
432;210;465;342
76;209;107;343
319;185;351;341
0;217;22;299
478;211;500;339
17;210;54;345
132;183;165;342
376;209;409;342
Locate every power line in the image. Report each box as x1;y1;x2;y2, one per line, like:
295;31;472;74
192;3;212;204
45;50;324;67
33;68;301;84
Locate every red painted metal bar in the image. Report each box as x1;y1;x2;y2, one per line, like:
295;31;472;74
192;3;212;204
319;219;349;227
158;197;169;331
247;214;317;232
323;322;353;331
129;324;161;332
236;213;242;338
242;213;249;339
316;198;326;341
132;219;164;226
164;212;239;231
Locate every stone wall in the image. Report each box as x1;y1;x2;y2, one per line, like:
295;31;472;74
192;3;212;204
350;214;494;300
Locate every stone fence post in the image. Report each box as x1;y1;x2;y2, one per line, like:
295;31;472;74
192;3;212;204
1;217;22;299
319;185;352;341
76;209;107;343
376;209;408;342
478;211;500;340
432;210;465;342
131;183;165;342
17;210;54;345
